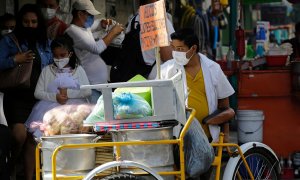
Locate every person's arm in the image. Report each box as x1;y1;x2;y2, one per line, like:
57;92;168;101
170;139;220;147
204;98;235;125
205;63;235;124
67;66;92;99
0;37;16;70
66;26;107;54
204;98;234;143
0;36;36;70
102;23;124;46
34;67;57;102
204;62;235;142
159;46;173;62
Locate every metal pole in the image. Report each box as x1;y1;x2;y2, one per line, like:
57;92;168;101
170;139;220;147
229;0;238;50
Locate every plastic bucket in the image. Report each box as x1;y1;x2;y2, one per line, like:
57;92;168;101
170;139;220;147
237;110;264;143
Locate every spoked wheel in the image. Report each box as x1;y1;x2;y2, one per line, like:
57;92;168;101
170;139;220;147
100;173;144;180
231;147;280;180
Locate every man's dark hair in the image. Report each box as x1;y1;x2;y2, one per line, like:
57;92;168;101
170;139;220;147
139;0;159;6
51;35;78;69
139;0;148;5
71;9;84;19
171;28;200;52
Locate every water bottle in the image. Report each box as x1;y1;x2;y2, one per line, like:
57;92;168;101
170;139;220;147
226;46;234;70
216;42;222;61
256;43;265;57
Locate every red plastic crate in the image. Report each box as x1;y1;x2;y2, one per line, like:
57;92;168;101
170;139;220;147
265;55;288;67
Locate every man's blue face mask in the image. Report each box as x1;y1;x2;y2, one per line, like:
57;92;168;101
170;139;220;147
84;15;94;28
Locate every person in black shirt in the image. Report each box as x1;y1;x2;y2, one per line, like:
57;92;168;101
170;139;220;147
282;22;300;61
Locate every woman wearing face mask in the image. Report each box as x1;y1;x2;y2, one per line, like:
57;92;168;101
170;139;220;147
25;35;91;138
38;0;68;40
65;0;124;104
0;4;52;180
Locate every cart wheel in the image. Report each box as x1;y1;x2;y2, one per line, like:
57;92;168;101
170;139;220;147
224;146;280;180
101;173;143;180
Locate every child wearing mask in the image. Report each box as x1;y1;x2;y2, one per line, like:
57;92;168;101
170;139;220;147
0;13;16;38
25;35;91;138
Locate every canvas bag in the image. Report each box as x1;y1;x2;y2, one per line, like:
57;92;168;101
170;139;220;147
0;34;33;89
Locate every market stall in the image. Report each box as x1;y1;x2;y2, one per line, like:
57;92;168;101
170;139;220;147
237;68;300;157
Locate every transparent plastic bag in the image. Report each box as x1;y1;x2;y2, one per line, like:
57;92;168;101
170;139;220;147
84;96;106;124
113;93;152;119
184;118;215;177
39;104;94;136
91;19;125;47
85;92;152;123
47;72;80;93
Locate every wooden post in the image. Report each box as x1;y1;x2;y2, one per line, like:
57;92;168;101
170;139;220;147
156;47;161;79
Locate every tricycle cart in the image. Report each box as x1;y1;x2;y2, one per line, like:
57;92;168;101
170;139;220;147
34;71;280;180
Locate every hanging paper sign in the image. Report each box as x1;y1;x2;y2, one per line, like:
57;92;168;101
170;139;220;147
139;0;169;51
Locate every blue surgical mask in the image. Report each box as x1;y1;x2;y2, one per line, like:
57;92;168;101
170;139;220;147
84;15;94;28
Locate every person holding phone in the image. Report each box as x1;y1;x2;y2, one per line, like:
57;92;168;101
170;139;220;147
0;4;52;180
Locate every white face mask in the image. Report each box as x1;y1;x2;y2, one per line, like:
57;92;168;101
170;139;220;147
41;8;56;20
1;29;12;36
172;49;195;66
54;57;69;69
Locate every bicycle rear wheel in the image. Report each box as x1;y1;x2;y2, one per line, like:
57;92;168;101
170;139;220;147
225;145;280;180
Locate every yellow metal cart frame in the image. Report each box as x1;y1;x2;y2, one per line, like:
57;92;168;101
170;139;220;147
35;71;280;179
35;108;268;180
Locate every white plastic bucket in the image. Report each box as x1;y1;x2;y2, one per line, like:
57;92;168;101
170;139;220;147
237;110;264;143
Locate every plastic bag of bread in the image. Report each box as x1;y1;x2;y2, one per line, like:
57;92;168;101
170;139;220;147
42;104;94;136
